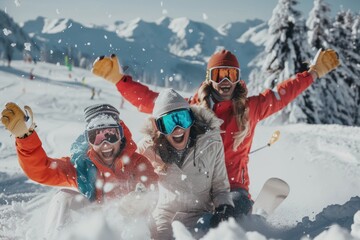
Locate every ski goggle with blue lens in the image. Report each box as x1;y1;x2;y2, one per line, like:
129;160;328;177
155;109;194;135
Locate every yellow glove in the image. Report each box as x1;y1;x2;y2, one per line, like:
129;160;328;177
91;54;123;84
309;49;340;78
1;102;35;138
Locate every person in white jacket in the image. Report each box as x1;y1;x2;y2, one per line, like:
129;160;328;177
137;88;234;239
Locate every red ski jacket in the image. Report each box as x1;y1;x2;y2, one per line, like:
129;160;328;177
15;121;158;203
116;72;314;193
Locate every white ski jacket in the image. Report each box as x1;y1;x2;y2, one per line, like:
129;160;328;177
138;106;233;239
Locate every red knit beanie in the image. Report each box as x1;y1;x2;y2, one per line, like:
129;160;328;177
207;50;240;69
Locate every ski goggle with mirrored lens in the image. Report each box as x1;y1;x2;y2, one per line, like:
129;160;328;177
208;66;241;84
155;109;194;135
87;126;124;146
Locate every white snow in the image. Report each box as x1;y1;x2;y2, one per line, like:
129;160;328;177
0;61;360;239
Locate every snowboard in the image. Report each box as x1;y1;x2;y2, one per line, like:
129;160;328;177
252;177;290;216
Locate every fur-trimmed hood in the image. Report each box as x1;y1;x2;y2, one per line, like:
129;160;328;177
141;105;223;140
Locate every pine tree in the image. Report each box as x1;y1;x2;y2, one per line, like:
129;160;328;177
247;0;311;124
301;4;360;126
322;10;359;125
352;14;360;124
292;2;360;126
306;0;332;50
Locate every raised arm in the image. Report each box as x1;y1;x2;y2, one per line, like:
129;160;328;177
92;54;158;114
252;71;314;120
16;131;78;187
1;102;77;187
252;49;340;120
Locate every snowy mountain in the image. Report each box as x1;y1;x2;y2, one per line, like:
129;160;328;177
0;59;360;239
218;19;264;40
17;15;262;91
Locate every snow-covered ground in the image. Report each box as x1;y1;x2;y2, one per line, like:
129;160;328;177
0;61;360;239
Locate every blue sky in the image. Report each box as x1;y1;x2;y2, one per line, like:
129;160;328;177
1;0;360;27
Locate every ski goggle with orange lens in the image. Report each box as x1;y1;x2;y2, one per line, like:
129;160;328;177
87;126;124;146
155;109;194;135
208;66;241;84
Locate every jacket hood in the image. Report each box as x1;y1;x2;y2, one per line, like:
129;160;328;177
141;105;223;140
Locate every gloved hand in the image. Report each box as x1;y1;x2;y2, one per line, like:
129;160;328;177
1;102;35;138
210;204;235;228
91;54;123;84
309;49;340;78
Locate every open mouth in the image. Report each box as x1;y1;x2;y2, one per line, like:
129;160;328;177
172;133;185;143
101;148;114;158
220;86;231;93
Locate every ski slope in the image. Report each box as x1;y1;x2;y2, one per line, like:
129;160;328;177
0;61;360;239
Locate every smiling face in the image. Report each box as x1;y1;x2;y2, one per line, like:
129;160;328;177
211;79;237;100
92;140;122;166
209;68;239;100
164;127;191;150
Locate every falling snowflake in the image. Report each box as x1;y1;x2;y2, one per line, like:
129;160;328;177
49;161;58;169
95;179;104;189
24;43;31;51
202;13;208;20
3;28;12;36
141;175;148;182
103;183;114;193
122;155;130;164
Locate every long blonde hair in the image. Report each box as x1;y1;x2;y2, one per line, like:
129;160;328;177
197;81;250;151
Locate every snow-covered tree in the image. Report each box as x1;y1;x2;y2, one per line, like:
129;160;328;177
248;0;312;124
248;0;360;126
306;0;332;50
352;14;360;124
318;10;360;125
299;6;360;126
299;0;354;125
0;10;38;66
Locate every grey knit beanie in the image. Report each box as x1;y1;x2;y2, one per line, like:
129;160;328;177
153;89;190;118
84;103;120;130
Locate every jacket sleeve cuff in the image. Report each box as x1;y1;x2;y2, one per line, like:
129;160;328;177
297;71;314;83
116;74;132;89
16;131;42;152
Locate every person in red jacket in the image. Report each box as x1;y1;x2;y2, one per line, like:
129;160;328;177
1;102;158;238
91;49;339;218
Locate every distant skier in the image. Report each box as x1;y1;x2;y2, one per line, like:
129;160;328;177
90;87;95;100
29;68;34;80
137;88;234;239
0;103;158;239
91;49;339;218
